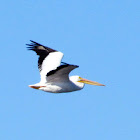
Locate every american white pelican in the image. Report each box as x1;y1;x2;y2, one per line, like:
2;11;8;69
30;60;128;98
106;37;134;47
27;40;105;93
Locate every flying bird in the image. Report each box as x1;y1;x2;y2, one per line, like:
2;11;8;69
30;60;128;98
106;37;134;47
27;40;105;93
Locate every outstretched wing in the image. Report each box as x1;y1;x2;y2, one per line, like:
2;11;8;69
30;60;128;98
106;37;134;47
46;63;79;83
27;40;64;83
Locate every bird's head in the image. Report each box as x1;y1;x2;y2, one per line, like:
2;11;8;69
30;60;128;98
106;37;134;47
70;75;105;88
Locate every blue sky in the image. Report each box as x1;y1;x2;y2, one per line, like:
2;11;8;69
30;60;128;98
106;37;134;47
0;0;140;140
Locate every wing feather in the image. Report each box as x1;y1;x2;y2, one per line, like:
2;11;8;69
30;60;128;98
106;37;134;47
27;40;64;83
46;64;79;83
27;40;57;71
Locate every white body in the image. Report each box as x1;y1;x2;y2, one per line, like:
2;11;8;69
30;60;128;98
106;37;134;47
31;76;85;93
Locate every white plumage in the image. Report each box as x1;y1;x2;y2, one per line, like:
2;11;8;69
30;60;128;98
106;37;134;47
27;40;105;93
40;51;63;83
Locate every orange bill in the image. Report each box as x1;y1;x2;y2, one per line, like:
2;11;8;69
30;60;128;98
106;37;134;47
78;77;105;86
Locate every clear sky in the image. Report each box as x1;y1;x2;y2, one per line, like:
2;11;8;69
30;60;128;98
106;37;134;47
0;0;140;140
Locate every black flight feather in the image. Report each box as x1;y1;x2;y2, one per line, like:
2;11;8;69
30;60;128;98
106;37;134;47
26;40;57;71
47;63;79;77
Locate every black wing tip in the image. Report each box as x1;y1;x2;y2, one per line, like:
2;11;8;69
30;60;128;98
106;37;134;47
71;64;79;68
26;44;33;46
30;40;40;44
26;40;42;46
26;40;57;52
26;46;36;51
30;40;35;42
61;62;79;68
75;65;79;68
26;40;44;51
